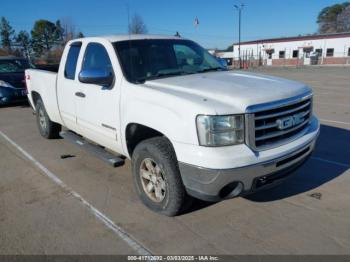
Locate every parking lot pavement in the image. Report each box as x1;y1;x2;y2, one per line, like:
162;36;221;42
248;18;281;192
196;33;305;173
0;66;350;255
0;131;139;255
254;67;350;125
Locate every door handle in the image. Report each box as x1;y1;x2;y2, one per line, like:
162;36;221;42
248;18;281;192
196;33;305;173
75;92;86;98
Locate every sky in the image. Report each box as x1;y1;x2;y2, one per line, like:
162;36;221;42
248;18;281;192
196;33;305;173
2;0;344;49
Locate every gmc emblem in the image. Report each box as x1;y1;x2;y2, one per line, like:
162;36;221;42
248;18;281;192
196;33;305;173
276;112;305;130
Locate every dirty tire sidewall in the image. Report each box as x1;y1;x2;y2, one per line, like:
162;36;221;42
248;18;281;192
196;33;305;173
132;137;186;216
36;100;50;138
35;99;61;139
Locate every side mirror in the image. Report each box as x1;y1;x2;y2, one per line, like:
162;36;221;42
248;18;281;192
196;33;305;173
78;69;114;87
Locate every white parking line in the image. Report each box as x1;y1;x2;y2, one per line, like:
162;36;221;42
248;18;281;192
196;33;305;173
320;119;350;126
315;102;350;108
311;157;350;169
0;130;151;256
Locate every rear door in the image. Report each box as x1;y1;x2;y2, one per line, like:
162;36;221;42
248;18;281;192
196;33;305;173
57;42;82;131
75;42;123;153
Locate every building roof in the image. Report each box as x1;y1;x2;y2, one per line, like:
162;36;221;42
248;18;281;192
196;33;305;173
233;32;350;46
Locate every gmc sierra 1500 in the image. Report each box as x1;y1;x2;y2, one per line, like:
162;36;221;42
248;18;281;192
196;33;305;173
25;35;320;216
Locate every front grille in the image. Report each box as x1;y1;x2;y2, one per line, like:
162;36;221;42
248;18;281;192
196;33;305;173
249;95;312;150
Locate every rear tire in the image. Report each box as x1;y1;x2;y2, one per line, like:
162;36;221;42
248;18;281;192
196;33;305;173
131;137;188;216
35;99;61;139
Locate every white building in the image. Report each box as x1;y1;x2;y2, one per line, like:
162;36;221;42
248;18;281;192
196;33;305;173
207;48;234;66
232;32;350;66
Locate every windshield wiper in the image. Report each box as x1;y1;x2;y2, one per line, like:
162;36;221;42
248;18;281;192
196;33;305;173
145;71;193;81
132;72;184;84
156;71;185;78
198;67;226;73
133;70;198;84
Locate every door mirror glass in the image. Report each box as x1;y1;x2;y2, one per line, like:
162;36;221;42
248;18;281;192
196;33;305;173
79;42;114;87
78;69;114;87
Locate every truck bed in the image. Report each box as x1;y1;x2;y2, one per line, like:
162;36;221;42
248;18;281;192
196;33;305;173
34;64;59;73
25;69;62;124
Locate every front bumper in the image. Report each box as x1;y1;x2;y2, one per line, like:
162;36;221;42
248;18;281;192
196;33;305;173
178;119;320;202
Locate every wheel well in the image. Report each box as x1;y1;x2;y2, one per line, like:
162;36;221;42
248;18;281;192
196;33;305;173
31;91;41;107
125;123;164;157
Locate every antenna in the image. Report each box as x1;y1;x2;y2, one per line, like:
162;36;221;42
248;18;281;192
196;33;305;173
126;1;135;82
126;2;130;37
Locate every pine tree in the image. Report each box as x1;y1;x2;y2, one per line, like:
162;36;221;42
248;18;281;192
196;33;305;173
0;17;15;51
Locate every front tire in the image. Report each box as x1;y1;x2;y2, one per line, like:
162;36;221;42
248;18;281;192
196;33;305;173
131;137;187;216
35;99;61;139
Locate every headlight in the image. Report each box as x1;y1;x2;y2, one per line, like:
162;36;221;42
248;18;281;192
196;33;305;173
196;115;244;146
0;80;14;88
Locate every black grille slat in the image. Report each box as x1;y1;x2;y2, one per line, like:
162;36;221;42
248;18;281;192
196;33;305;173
253;98;312;150
255;99;310;118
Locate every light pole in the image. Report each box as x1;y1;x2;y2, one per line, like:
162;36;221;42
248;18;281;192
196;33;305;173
234;4;244;69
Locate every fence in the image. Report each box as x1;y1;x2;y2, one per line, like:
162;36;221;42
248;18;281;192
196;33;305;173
227;51;350;69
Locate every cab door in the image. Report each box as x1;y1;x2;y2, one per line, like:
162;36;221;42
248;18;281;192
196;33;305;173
75;42;123;153
57;42;82;131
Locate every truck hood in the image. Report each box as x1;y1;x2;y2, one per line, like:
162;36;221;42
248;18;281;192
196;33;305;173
144;71;312;114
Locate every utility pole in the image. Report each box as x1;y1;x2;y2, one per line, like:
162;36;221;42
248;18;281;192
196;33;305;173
234;4;244;69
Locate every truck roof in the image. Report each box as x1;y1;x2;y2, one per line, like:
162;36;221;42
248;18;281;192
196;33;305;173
74;34;185;43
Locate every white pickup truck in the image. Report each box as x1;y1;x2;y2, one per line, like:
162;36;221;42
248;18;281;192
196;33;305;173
26;35;320;216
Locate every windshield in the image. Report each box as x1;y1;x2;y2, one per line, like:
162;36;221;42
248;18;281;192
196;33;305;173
113;39;226;83
0;59;30;73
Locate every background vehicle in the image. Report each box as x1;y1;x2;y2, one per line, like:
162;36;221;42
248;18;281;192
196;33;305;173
25;35;320;216
216;57;228;68
310;51;320;65
0;57;31;106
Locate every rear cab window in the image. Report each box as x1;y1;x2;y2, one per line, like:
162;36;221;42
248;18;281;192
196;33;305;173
64;42;82;80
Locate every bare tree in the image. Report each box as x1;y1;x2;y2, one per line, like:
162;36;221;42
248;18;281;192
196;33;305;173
128;14;148;34
61;17;76;43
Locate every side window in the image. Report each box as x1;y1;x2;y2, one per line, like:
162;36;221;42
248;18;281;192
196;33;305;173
64;43;81;80
315;49;323;56
279;51;285;59
82;43;113;75
292;50;299;58
326;48;334;57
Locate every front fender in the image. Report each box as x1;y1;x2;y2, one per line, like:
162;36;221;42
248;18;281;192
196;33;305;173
124;101;186;138
120;83;202;157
